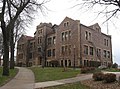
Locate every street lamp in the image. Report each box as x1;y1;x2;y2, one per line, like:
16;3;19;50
73;45;75;69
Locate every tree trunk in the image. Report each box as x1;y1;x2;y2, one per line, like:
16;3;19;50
10;30;14;69
1;19;9;76
2;36;9;76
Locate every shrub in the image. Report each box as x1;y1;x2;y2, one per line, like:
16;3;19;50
81;67;95;73
79;65;84;68
107;63;112;68
81;68;88;73
90;67;95;71
112;63;118;68
118;69;120;71
49;60;59;67
93;72;104;81
118;76;120;85
104;73;116;83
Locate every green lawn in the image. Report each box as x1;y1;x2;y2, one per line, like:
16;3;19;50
45;82;89;89
30;67;80;82
0;67;18;86
104;68;120;72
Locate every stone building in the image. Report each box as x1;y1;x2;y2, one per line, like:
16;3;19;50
16;17;112;67
16;35;34;66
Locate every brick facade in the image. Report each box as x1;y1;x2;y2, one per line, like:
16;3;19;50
16;17;112;67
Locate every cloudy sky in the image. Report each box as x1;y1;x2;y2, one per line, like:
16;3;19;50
26;0;120;64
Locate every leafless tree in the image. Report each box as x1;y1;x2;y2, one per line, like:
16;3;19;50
0;0;49;76
39;35;47;68
10;16;26;69
75;0;120;21
0;32;3;56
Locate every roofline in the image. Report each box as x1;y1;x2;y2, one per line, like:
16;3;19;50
80;24;111;38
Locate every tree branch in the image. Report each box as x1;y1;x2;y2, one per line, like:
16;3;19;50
9;0;18;10
6;0;12;19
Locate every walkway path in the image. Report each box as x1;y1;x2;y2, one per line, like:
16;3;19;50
35;74;93;89
0;67;35;89
35;71;120;89
1;67;120;89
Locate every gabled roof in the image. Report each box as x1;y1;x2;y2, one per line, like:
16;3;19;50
18;35;34;43
24;35;34;40
89;23;101;30
59;16;75;26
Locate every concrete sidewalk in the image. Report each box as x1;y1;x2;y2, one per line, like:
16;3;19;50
35;71;120;89
35;74;93;89
0;67;35;89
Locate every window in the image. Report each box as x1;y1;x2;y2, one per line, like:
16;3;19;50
38;37;40;44
85;31;88;40
34;42;35;48
103;50;107;58
69;31;71;39
104;39;109;46
22;44;24;49
107;40;109;46
84;45;88;55
39;37;42;43
40;29;43;33
66;22;69;26
64;23;66;27
38;29;43;34
97;48;101;57
18;45;22;51
63;22;69;27
38;37;42;44
85;31;92;41
68;45;71;55
90;47;94;55
61;60;63;66
53;36;56;44
38;48;41;52
65;32;68;40
29;53;32;59
38;30;40;34
104;39;106;46
61;46;65;54
30;43;33;47
107;51;110;58
68;60;71;67
89;32;92;41
53;49;55;56
62;32;65;41
47;49;51;57
65;45;68;53
48;38;52;45
30;43;33;50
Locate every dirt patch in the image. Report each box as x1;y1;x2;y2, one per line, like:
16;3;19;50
81;79;120;89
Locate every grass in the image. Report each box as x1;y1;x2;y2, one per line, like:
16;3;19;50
45;82;89;89
104;68;120;72
30;67;80;82
0;67;18;86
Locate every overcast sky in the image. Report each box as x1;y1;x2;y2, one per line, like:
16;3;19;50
26;0;120;65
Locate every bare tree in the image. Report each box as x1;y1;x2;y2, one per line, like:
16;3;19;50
39;35;47;68
80;0;120;21
10;17;25;69
0;32;2;66
0;32;3;57
0;0;49;76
